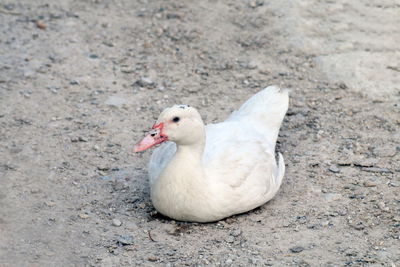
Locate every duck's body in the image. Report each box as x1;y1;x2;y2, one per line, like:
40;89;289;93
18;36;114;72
135;86;289;222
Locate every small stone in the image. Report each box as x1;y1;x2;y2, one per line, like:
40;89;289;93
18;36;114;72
225;236;235;243
78;213;89;219
230;229;242;237
321;220;330;227
69;80;79;85
328;165;340;173
47;85;60;94
121;68;135;73
362;167;392;173
373;146;397;157
105;96;127;107
98;176;112;181
112;219;122;227
166;13;182;19
36;20;46;29
97;165;110;171
147;256;159;262
45;201;56;207
249;1;257;8
133;77;156;89
78;136;88;142
290;246;305;253
117;235;134;245
363;181;377;187
324;193;342;202
378;202;389;212
225;258;233;265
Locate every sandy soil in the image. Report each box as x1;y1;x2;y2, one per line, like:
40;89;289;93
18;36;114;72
0;0;399;266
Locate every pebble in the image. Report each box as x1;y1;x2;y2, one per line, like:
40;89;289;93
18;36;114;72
328;165;340;173
147;256;159;262
363;180;377;187
36;20;46;30
78;213;89;219
98;176;112;181
225;258;233;265
249;0;263;8
112;219;122;227
69;80;79;85
105;96;127;107
324;193;342;202
373;146;397;157
134;77;156;88
117;235;134;245
47;85;60;94
45;201;56;207
225;236;235;243
230;229;242;237
362;167;391;173
378;202;389;212
290;246;305;253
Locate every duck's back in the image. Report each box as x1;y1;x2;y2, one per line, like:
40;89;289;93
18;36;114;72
200;86;288;215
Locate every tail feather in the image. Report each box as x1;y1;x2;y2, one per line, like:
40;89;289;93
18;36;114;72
228;85;289;149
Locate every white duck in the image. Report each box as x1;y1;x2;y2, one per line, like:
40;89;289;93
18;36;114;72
134;86;289;222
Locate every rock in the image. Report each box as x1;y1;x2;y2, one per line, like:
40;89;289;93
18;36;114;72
133;77;156;89
230;229;242;237
328;165;340;173
105;96;127;107
290;246;305;253
166;13;182;19
45;201;56;207
98;176;112;181
97;165;110;171
117;235;134;245
147;256;159;262
373;146;397;157
378;202;389;212
70;136;87;142
225;236;235;243
69;80;79;85
225;258;233;265
363;180;377;187
112;219;122;227
121;68;135;73
324;193;342;202
78;213;89;219
249;0;263;8
36;20;46;30
361;167;392;173
47;85;60;94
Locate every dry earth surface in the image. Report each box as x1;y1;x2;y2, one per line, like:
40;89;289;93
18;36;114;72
1;0;399;266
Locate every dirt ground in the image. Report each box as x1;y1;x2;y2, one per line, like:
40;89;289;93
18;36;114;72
0;0;399;266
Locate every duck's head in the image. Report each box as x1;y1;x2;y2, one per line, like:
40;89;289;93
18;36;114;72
134;105;205;152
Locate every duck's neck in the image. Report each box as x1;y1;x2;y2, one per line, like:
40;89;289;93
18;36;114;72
165;140;205;181
151;139;207;219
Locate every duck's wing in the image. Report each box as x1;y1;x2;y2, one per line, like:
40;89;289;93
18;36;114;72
148;141;176;185
202;86;288;203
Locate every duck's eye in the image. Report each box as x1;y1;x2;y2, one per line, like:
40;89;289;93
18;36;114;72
172;117;180;123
